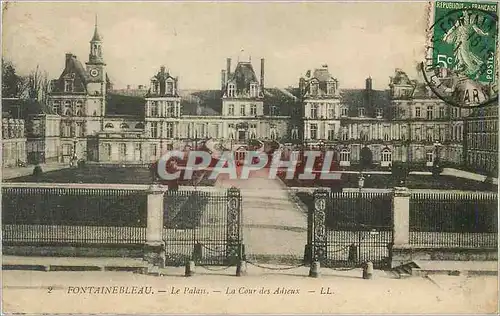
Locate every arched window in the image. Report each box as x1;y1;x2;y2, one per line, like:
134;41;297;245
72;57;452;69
340;148;350;162
105;123;114;129
381;149;392;162
120;123;129;129
135;123;145;129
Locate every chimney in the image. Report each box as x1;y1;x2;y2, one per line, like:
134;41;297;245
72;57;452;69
127;85;131;90
299;77;306;95
366;77;373;91
260;58;265;89
221;70;226;90
226;58;231;78
65;53;73;67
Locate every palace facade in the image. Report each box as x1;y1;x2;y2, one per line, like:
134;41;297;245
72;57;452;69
9;22;497;176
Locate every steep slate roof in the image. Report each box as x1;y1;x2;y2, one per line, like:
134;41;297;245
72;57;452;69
227;62;259;94
106;92;145;118
301;66;338;97
340;89;391;118
2;98;56;119
50;54;88;94
263;88;299;116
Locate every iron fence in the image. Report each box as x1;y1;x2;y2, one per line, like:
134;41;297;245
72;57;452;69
307;190;393;269
2;186;147;244
409;191;498;248
162;188;243;266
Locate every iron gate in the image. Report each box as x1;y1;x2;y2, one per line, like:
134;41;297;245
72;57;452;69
308;189;393;268
162;187;244;266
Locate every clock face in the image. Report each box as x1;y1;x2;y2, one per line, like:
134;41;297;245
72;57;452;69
90;68;99;77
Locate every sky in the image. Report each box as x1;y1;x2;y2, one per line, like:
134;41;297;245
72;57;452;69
2;1;429;90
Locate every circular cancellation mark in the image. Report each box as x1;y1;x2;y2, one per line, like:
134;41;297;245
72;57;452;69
420;6;498;108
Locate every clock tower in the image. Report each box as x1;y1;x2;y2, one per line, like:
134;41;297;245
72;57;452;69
85;16;106;95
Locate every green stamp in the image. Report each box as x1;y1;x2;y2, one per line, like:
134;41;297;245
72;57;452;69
421;1;498;107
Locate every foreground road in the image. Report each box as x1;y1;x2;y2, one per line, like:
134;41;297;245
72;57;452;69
2;269;498;314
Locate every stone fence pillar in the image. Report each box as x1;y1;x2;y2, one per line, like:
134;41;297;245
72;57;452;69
390;186;411;267
144;184;166;267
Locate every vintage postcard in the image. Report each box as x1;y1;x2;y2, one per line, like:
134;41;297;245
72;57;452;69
1;0;498;314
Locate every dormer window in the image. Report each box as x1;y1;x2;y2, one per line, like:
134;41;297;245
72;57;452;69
250;83;258;97
341;107;348;117
151;80;158;93
105;123;114;129
358;108;365;117
64;80;74;92
120;123;129;129
228;83;235;97
376;108;383;118
327;80;335;95
311;82;319;95
270;106;278;116
167;81;174;95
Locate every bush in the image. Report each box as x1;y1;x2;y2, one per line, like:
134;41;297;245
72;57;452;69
391;163;409;184
33;165;43;177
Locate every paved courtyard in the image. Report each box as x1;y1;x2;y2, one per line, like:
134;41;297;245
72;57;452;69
216;168;307;258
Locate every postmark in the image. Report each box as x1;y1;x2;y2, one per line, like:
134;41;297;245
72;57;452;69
421;1;498;108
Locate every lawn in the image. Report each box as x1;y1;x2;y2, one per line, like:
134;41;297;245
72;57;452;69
6;165;217;186
280;173;496;191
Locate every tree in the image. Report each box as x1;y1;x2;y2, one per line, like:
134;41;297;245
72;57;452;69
2;58;23;98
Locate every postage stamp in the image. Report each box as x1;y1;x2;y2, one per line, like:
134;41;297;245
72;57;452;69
2;1;499;315
421;1;498;108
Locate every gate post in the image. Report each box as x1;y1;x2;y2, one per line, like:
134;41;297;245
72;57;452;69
144;184;166;268
390;186;411;268
310;189;328;267
226;187;244;266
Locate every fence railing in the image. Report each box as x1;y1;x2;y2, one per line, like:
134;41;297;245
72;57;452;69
2;186;148;244
409;191;498;248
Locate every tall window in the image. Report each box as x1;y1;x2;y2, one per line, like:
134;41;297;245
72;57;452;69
103;143;111;159
439;106;445;118
415;107;421;118
328;104;336;118
426;106;433;119
52;101;60;114
426;127;433;142
76;122;84;137
250;83;258;97
165;123;174;138
167;102;174;117
310;104;318;119
328;124;335;140
75;101;83;116
415;127;421;141
327;81;334;95
228;104;234;116
64;100;72;116
358;108;365;117
240;104;246;116
167;81;174;95
340;149;350;162
376;108;383;118
382;149;392;162
228;83;235;97
119;143;127;157
250;104;257;115
150;101;159;117
150;144;157;158
150;122;158;138
291;126;299;139
64;80;73;92
270;106;278;116
342;127;349;140
310;124;318;139
311;82;319;95
62;121;71;137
